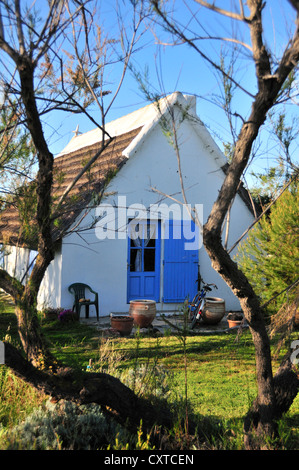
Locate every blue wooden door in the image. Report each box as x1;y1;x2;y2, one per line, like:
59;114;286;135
127;220;161;302
163;220;199;303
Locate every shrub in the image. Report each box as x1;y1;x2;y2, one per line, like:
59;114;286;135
58;309;78;323
120;363;173;400
3;400;121;450
41;307;63;320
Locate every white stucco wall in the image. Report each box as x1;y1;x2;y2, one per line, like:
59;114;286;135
2;245;32;283
37;245;62;310
2;244;62;310
57;105;254;316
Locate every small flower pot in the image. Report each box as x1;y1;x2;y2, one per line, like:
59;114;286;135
110;315;134;336
227;313;243;328
227;319;243;328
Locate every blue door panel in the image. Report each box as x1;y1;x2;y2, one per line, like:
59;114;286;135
144;275;155;297
129;276;142;298
163;220;199;303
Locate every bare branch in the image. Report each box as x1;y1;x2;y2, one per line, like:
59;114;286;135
0;6;4;40
14;0;25;54
105;2;148;117
153;33;253;52
247;0;272;82
194;0;250;22
33;0;64;54
152;1;255;99
0;24;19;62
35;4;71;62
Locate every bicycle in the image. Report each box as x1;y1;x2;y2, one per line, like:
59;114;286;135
188;280;218;329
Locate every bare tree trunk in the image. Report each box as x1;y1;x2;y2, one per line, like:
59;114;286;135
10;58;56;366
18;58;55;274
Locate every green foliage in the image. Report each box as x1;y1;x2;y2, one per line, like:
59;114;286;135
2;400;120;450
236;183;299;314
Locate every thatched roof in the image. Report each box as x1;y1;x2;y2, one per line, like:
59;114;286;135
0;127;142;248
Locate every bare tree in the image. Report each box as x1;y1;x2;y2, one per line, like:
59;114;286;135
151;0;299;448
0;0;171;436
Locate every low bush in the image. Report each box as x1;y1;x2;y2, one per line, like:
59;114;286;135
3;400;122;450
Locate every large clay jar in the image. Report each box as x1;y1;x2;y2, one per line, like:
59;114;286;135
201;297;225;325
129;299;156;328
110;315;134;336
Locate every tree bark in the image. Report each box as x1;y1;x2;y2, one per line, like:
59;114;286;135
17;57;55;285
9;57;56;366
244;353;299;449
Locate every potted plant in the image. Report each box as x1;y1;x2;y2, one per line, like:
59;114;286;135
227;312;243;328
110;314;134;336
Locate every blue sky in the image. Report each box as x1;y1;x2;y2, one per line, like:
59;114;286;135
39;0;298;187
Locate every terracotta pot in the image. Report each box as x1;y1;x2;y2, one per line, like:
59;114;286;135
201;297;225;325
227;319;243;328
110;315;134;336
129;299;156;328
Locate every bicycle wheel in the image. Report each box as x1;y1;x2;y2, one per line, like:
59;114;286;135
190;305;200;329
188;293;200;322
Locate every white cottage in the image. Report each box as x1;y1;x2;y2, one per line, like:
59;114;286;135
0;93;255;317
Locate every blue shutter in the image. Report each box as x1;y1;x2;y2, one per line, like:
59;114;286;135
163;220;199;303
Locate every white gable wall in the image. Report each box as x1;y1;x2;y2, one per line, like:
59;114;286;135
57;106;254;316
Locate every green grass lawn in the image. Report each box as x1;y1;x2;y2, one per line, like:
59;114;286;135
0;304;298;449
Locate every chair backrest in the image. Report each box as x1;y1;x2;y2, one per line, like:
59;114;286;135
69;283;90;300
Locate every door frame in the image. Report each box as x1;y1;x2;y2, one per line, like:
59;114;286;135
127;219;161;302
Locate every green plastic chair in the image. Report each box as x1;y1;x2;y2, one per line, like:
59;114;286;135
68;283;99;320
